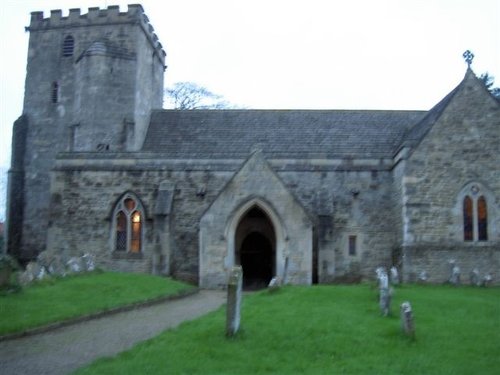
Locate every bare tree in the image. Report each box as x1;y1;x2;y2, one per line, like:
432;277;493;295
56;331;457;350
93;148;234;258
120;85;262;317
164;82;235;109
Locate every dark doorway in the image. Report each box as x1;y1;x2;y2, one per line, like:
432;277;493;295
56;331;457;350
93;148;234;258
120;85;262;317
235;206;276;290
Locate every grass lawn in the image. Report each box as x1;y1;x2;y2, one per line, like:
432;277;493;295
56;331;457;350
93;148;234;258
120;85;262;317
76;284;499;375
0;271;194;335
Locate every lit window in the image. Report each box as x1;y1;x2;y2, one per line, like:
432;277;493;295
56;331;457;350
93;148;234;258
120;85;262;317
62;35;74;57
462;190;489;242
113;194;144;253
477;196;488;241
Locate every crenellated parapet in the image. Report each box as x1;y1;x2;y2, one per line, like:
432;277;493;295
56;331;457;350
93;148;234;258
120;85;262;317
27;4;165;64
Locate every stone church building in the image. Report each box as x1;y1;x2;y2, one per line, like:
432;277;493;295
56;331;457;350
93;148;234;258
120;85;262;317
6;5;499;288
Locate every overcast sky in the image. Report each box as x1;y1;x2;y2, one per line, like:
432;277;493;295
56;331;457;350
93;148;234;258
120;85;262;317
0;0;499;219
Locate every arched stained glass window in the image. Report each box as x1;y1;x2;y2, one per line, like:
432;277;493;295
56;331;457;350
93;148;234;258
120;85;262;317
463;196;473;241
116;211;127;251
113;194;144;253
130;211;142;253
461;185;490;243
477;196;488;241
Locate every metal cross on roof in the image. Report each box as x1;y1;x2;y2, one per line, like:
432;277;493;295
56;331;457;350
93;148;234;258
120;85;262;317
462;50;474;67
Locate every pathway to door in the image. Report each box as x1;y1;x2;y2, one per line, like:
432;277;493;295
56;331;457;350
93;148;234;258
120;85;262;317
0;290;226;375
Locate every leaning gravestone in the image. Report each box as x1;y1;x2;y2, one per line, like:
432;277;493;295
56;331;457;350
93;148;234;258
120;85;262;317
226;266;243;337
400;301;415;338
268;276;282;293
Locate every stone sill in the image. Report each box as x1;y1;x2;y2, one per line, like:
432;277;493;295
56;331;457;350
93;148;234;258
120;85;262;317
111;251;144;260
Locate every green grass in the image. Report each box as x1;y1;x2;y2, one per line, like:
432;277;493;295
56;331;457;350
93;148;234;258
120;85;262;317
76;284;499;375
0;271;194;335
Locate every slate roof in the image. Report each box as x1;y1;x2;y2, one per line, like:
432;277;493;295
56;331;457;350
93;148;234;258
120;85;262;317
402;83;461;149
142;109;426;159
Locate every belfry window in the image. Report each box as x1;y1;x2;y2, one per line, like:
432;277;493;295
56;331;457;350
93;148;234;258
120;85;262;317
113;194;144;253
51;82;59;103
62;35;74;57
462;186;488;242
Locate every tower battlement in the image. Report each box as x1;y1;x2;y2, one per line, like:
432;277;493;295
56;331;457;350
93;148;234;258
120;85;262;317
27;4;165;63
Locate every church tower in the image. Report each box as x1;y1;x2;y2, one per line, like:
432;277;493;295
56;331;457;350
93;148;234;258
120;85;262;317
6;5;165;261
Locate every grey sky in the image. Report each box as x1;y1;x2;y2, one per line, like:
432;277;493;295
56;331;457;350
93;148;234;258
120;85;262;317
0;0;499;220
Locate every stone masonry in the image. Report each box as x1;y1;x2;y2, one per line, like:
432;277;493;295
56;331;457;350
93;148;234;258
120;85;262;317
6;4;500;288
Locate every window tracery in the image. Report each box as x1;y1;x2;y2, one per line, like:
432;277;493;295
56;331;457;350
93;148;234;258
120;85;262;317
462;184;488;242
113;194;143;253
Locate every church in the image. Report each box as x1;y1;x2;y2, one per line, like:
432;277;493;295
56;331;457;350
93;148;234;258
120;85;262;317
6;5;499;288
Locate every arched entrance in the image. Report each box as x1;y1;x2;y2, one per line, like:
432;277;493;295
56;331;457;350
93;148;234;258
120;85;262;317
235;206;276;289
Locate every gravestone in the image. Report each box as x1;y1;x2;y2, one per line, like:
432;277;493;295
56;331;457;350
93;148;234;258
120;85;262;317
268;276;282;292
400;301;415;338
448;260;461;286
82;253;96;271
48;256;67;277
390;266;399;285
482;273;493;287
417;270;428;283
469;268;480;286
226;266;243;337
67;257;83;273
376;267;391;316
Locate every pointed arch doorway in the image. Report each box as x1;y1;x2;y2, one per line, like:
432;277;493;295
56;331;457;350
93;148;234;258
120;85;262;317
235;206;276;290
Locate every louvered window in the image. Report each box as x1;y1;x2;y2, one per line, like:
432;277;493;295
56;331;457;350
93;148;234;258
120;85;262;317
62;35;74;57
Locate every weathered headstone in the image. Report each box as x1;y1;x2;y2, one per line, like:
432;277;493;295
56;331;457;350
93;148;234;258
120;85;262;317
37;266;48;280
48;256;67;277
417;270;428;283
24;261;40;283
448;260;461;286
268;276;282;292
82;253;96;271
469;268;480;286
400;301;415;338
226;266;243;337
390;266;399;285
482;273;493;287
376;267;392;316
67;257;83;273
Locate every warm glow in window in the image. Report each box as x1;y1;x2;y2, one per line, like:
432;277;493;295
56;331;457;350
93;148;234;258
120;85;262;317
113;194;143;253
478;196;488;241
462;189;489;243
130;211;141;253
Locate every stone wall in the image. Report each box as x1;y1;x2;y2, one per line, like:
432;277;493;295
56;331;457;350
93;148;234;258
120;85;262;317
401;72;500;282
48;153;401;285
11;5;165;261
404;244;499;284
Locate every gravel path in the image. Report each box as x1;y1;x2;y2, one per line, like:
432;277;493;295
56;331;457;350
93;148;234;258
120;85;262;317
0;290;226;375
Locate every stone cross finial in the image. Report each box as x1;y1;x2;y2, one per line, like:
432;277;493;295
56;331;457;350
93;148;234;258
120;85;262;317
462;50;474;67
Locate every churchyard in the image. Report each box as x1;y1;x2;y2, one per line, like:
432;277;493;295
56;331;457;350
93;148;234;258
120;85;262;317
0;271;194;336
1;269;498;374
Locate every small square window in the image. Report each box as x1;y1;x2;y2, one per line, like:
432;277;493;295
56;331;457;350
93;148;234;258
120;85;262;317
348;235;357;256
